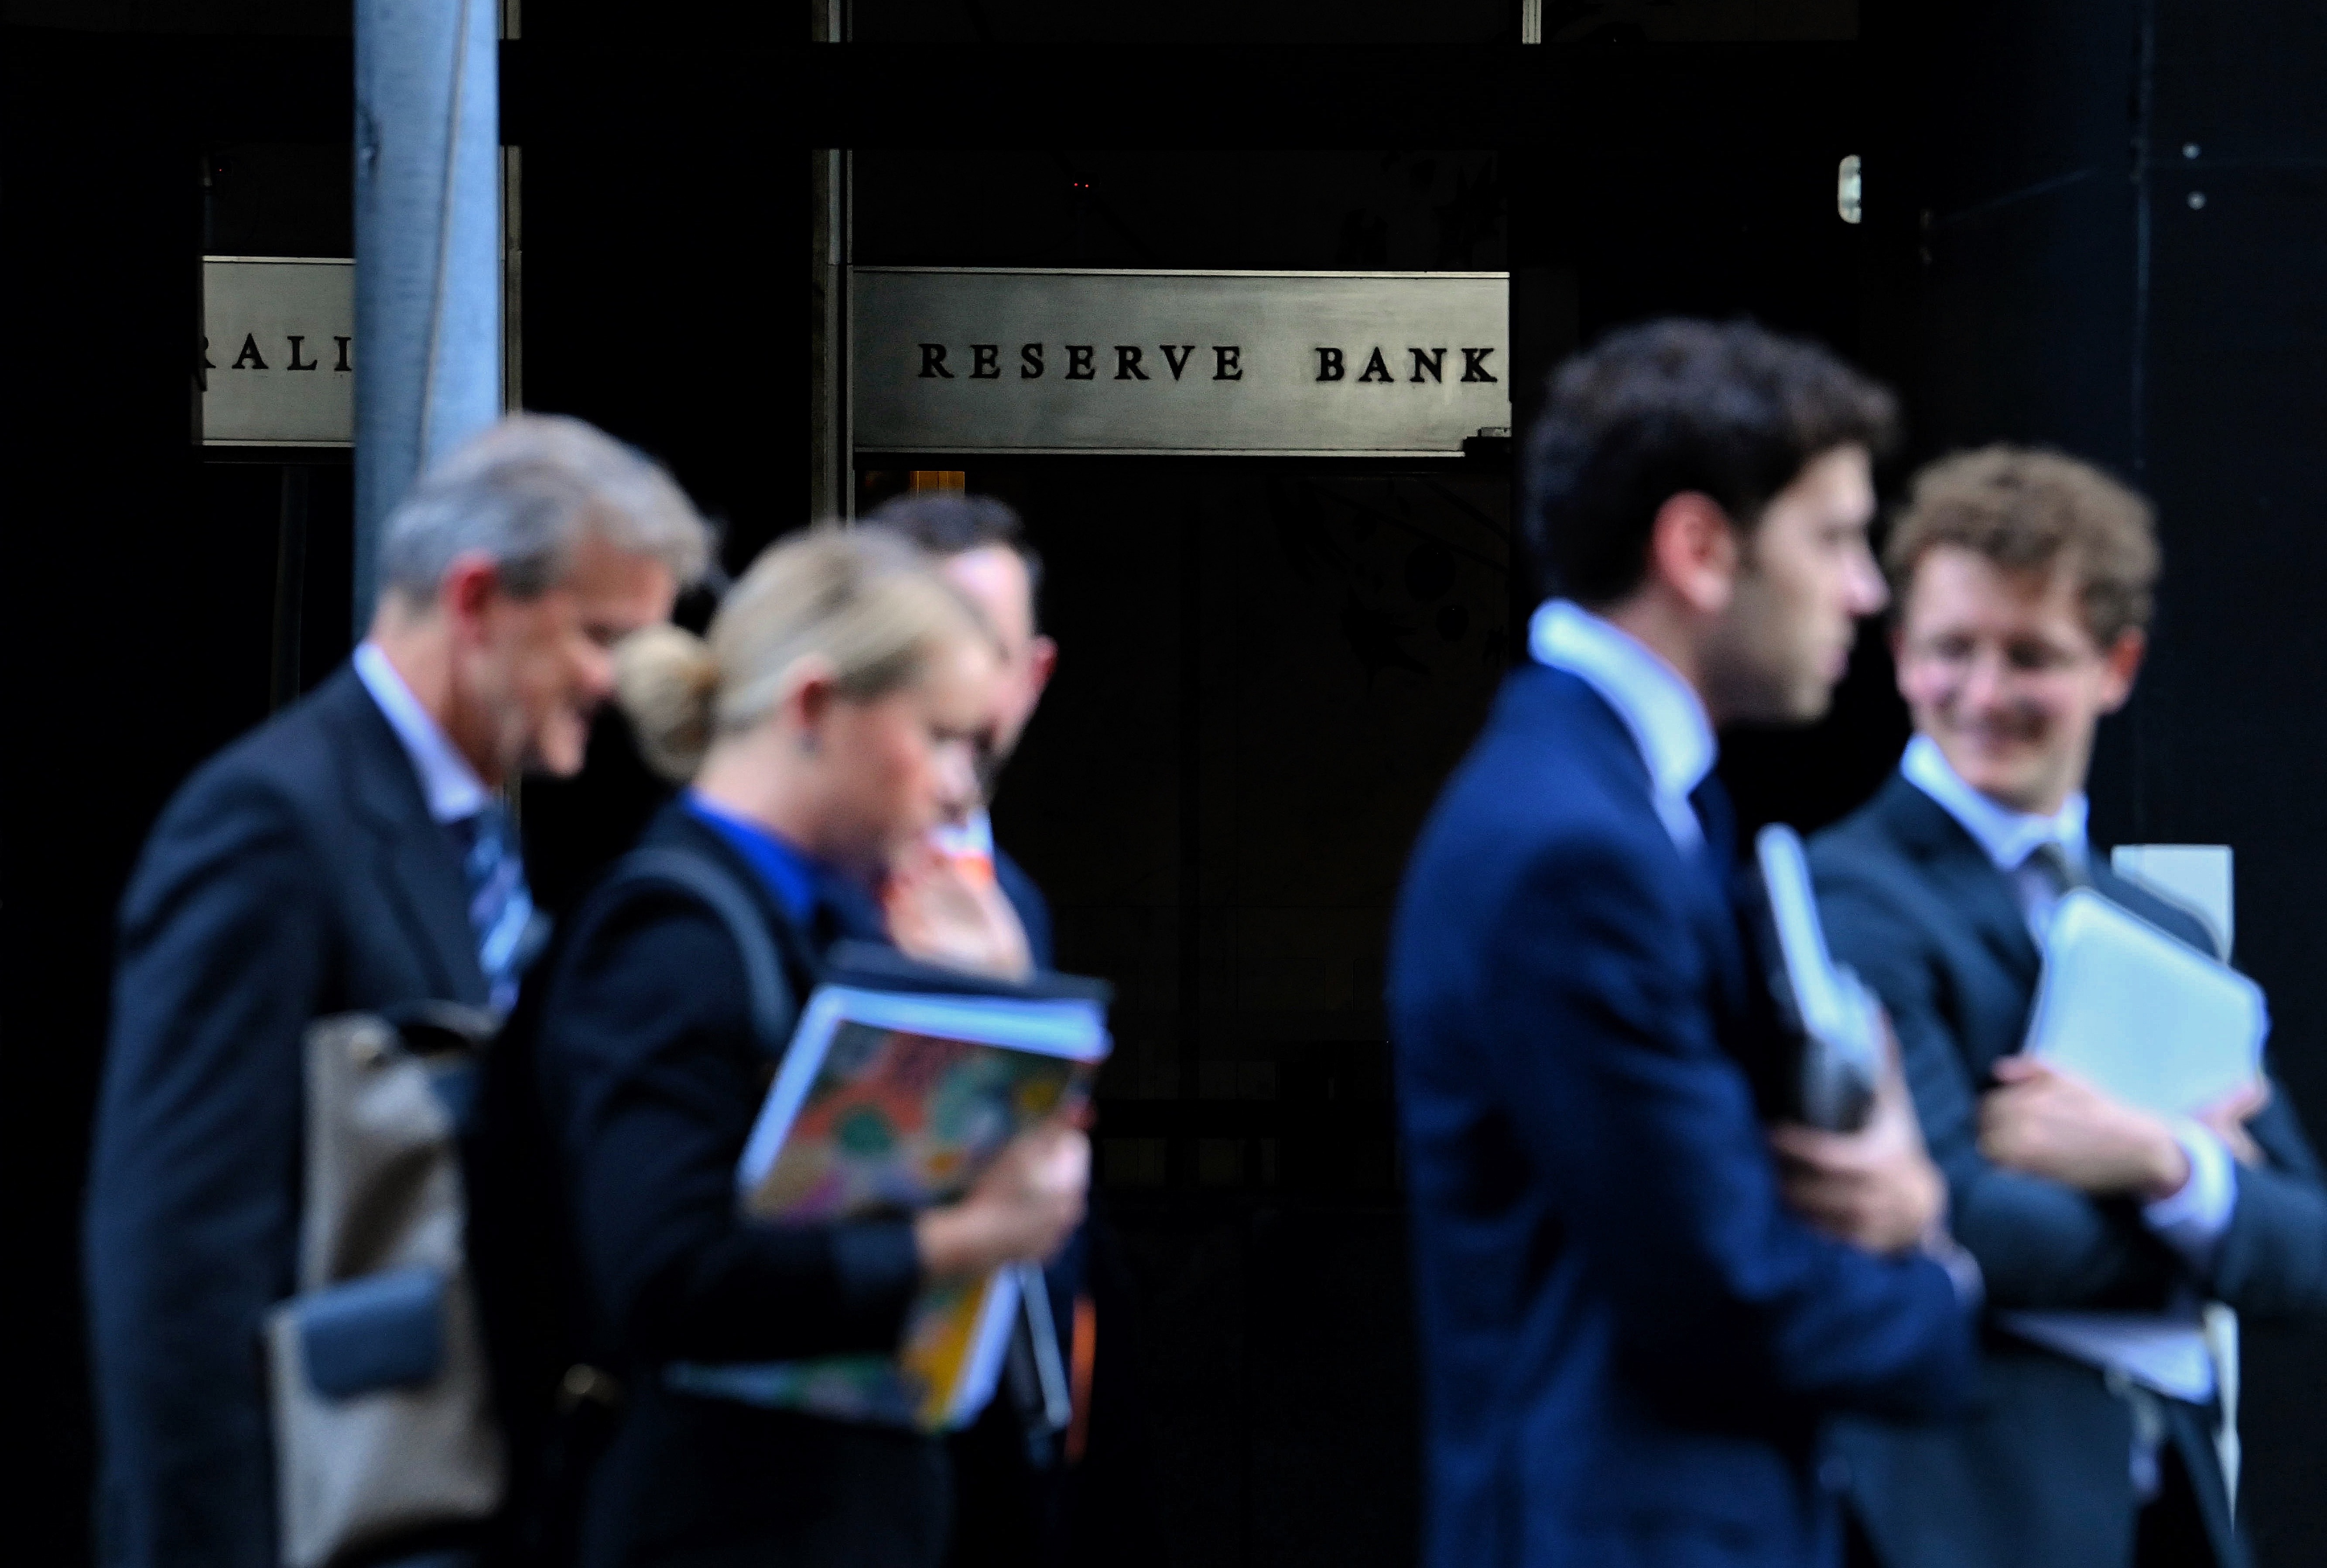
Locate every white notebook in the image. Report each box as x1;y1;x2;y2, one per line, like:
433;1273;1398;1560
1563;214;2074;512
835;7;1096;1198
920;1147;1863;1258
2024;888;2267;1113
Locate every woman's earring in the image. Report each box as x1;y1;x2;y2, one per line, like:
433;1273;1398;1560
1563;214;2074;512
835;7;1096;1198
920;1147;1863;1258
797;732;819;756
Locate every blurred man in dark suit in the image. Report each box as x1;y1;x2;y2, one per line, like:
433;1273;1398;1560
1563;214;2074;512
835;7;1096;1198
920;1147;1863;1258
1810;448;2327;1568
868;490;1156;1568
1390;320;1981;1568
867;492;1059;964
85;415;709;1568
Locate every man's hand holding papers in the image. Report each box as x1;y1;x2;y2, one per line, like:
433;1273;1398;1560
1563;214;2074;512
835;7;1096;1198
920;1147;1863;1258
1981;1056;2271;1196
2200;1078;2272;1168
1771;1032;1948;1257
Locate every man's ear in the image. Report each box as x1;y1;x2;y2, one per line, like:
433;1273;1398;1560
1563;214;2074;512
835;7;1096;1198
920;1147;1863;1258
438;552;502;646
1027;635;1058;701
1646;492;1742;617
2095;627;2146;713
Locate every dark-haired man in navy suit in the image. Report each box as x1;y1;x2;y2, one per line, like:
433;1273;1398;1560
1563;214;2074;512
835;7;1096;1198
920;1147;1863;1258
85;416;708;1568
1390;320;1982;1568
1810;448;2327;1568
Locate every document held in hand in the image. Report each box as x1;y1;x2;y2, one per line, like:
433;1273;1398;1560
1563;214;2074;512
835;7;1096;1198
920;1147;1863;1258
2024;888;2266;1113
1753;824;1885;1131
672;950;1110;1433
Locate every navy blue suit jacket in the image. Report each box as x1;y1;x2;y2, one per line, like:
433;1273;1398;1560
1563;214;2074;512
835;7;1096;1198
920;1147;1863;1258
1388;666;1976;1568
86;665;489;1568
1812;772;2327;1568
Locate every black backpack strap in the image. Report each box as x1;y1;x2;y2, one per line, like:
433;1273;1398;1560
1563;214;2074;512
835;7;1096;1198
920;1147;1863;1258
476;842;810;1560
595;846;800;1056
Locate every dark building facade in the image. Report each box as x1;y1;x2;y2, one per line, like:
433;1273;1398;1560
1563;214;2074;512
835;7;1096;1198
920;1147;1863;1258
6;3;2327;1563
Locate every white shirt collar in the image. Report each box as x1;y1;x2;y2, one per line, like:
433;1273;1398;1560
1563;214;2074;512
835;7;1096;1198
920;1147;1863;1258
352;641;493;825
1899;732;2087;874
1530;598;1716;850
929;806;995;866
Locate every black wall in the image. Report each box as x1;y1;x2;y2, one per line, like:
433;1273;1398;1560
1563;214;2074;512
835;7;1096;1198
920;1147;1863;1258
0;27;359;1553
504;10;804;909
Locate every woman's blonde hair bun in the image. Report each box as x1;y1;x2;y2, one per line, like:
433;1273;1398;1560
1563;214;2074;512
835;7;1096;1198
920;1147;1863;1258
613;523;993;783
616;622;722;781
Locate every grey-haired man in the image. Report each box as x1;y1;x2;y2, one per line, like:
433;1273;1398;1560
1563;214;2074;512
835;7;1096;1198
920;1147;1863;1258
86;414;710;1567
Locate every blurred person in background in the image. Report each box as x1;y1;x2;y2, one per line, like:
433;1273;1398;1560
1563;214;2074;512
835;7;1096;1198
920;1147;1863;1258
866;492;1057;970
868;491;1155;1568
84;414;709;1568
1389;320;1982;1568
1811;448;2327;1568
530;526;1089;1568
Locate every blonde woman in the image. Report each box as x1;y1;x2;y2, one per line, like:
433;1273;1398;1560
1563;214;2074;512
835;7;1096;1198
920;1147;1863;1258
532;526;1088;1567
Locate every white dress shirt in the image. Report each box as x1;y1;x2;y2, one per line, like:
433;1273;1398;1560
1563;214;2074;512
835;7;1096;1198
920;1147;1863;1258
353;641;492;826
1902;733;2235;1401
1530;599;1716;851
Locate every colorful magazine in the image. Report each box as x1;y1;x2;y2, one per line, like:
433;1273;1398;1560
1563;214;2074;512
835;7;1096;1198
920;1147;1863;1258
669;974;1110;1432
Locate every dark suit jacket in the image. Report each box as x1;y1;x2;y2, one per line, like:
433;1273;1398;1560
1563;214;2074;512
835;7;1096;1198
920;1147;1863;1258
994;845;1054;971
1388;667;1976;1568
86;664;489;1568
1811;771;2327;1568
944;844;1164;1568
533;804;944;1568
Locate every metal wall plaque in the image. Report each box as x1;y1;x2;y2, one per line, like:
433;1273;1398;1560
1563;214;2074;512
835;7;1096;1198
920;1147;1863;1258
852;268;1510;457
201;256;354;447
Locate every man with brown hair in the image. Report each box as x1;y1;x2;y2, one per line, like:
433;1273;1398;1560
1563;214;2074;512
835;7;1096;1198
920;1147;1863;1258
1810;447;2327;1568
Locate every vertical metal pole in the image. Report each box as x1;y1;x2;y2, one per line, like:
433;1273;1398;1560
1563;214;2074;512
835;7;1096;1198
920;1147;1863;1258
270;465;311;709
353;0;503;631
2129;0;2156;839
810;0;851;522
811;147;847;521
503;144;524;413
840;149;853;520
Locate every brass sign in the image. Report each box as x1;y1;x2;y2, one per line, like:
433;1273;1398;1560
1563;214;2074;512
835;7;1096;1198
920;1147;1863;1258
852;268;1510;457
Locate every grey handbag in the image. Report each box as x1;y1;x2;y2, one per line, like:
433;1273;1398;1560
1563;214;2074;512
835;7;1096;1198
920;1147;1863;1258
262;1006;506;1568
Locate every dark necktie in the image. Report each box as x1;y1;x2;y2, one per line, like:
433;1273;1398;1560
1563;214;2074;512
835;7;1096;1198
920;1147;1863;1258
1689;774;1738;878
2025;839;2087;895
450;800;537;1015
2017;840;2087;945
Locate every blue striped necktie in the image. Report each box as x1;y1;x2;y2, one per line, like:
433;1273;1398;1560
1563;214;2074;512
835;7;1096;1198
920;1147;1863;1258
451;800;537;1016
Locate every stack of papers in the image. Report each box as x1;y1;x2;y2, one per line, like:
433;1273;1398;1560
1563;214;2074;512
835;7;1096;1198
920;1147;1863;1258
2003;887;2266;1401
672;979;1109;1432
2024;890;2265;1113
1755;824;1883;1130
